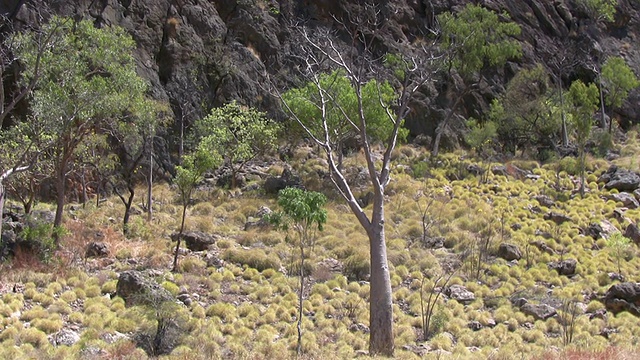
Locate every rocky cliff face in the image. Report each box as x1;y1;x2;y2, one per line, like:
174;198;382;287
3;0;640;146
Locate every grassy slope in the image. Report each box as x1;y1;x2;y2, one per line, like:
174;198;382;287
2;136;640;359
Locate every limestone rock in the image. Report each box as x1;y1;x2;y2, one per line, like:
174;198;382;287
170;231;217;252
445;285;475;304
85;241;109;258
497;243;522;261
544;212;572;225
49;328;81;346
520;303;557;320
599;166;640;192
604;282;640;316
548;259;577;276
606;192;639;209
624;223;640;244
116;271;173;306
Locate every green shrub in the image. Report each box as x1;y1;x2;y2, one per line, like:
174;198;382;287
222;248;281;272
343;252;370;281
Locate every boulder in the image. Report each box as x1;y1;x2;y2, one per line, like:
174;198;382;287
624;223;640;244
423;236;445;249
85;241;109;258
599;165;640;192
445;285;475;304
497;243;522;261
49;328;81;346
521;303;557;320
170;231;217;252
491;165;508;177
544;212;572;225
534;195;555;208
244;206;272;231
606;192;639;209
263;167;302;195
548;259;577;276
603;282;640;316
583;223;604;240
116;271;173;306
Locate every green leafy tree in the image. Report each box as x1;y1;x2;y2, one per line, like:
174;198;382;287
568;80;600;197
607;232;632;274
266;187;327;355
102;100;170;236
601;56;640;133
489;64;562;155
433;4;521;156
277;13;433;354
283;69;405;169
194;101;280;188
15;17;153;242
172;147;220;272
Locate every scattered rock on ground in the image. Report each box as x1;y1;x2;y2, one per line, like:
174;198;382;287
544;212;572;225
49;328;81;346
520;303;557;320
85;241;109;258
244;206;272;231
534;195;555;208
445;285;475;304
624;223;640;244
599;165;640;192
170;231;217;252
497;243;522;261
263;167;302;195
603;282;640;316
548;259;577;276
116;271;173;306
606;192;640;209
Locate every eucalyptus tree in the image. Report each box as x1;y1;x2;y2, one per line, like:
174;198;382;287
432;4;521;156
267;187;327;355
568;80;600;197
172;146;220;272
275;6;435;354
601;56;639;133
283;69;405;169
193;101;280;189
14;17;154;242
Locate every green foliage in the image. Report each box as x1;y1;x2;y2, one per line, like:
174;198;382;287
607;232;632;274
601;57;640;110
282;69;407;146
268;188;327;234
438;4;522;78
489;64;562;153
194;101;280;188
16;16;149;147
175;147;220;207
577;0;618;22
465;118;497;154
569;79;599;195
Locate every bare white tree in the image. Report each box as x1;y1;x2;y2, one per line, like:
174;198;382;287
268;7;437;355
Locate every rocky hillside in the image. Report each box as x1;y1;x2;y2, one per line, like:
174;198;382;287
2;0;640;145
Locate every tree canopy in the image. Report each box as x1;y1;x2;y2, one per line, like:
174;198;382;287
194;101;280;188
438;4;522;79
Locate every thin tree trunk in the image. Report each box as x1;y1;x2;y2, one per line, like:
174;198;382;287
0;181;5;240
123;186;135;237
172;203;188;272
598;71;607;129
297;241;305;355
81;168;88;208
367;197;394;356
53;164;67;243
559;84;569;147
147;140;153;222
